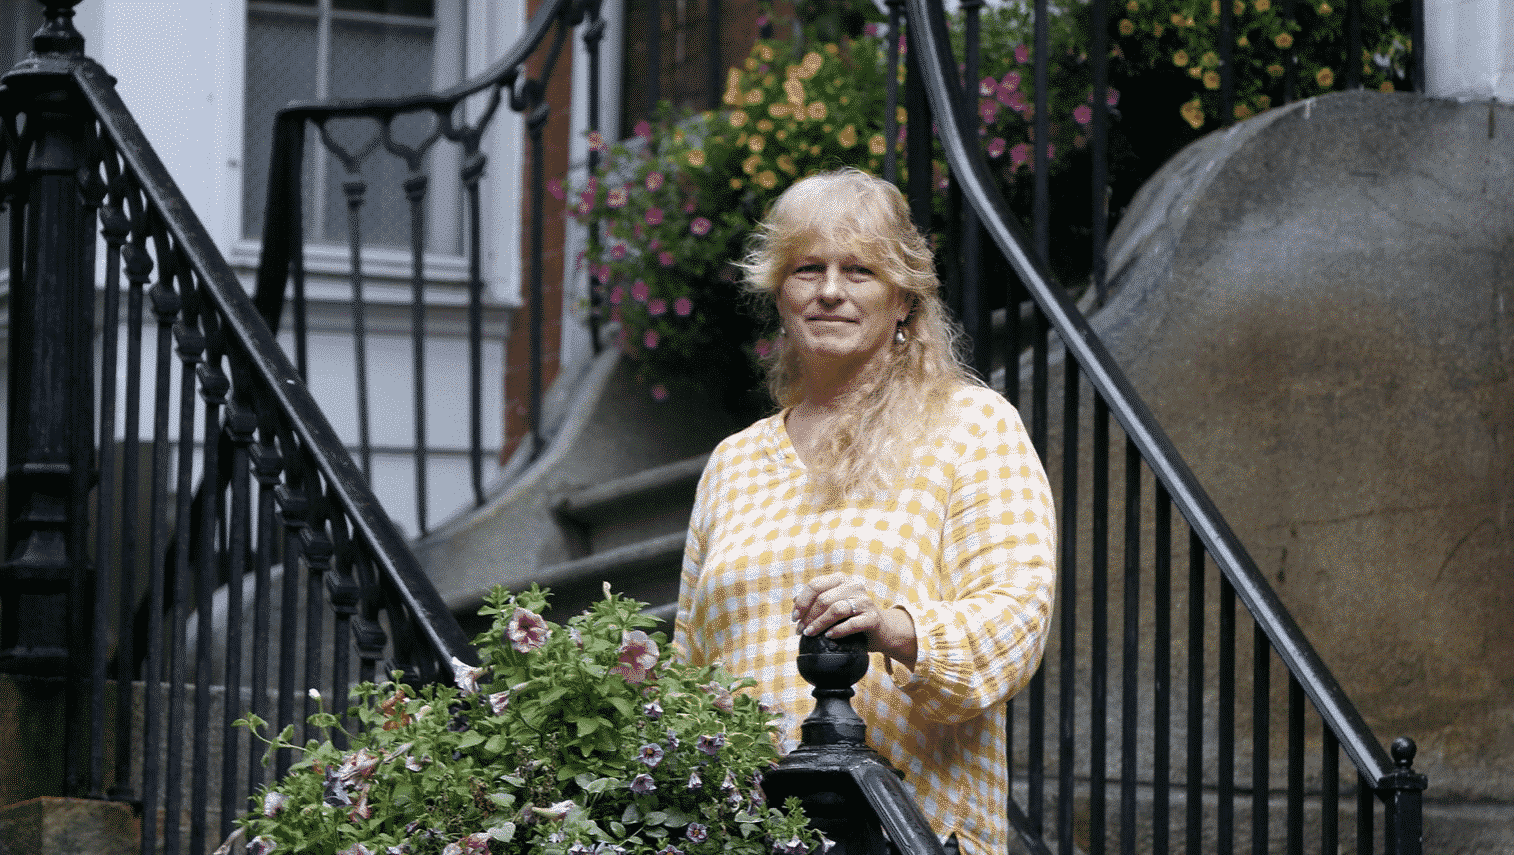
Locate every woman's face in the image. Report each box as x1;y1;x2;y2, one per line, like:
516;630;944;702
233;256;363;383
777;235;910;384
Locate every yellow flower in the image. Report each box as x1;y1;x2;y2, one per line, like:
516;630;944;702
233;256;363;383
839;95;850;105
1153;22;1165;35
1267;63;1285;77
1379;81;1395;92
686;149;706;168
869;134;887;155
838;124;858;148
784;78;805;106
1189;66;1203;79
724;88;742;106
742;154;761;175
757;170;778;189
822;124;833;133
1234;0;1244;14
1317;1;1332;12
1180;98;1205;129
807;102;828;121
1119;18;1135;34
1238;35;1249;47
744;57;758;71
1234;104;1253;119
777;154;797;175
746;88;763;105
1126;0;1139;10
756;118;774;132
802;51;823;77
775;129;787;141
1255;93;1272;109
758;44;774;62
823;43;838;56
897;106;907;124
1171;12;1185;25
1274;32;1293;49
729;110;749;128
1201;51;1219;67
768;103;792;119
730;177;744;190
1255;0;1271;9
1316;66;1334;87
1173;49;1190;67
748;135;766;153
811;144;822;156
1203;70;1220;88
673;129;685;144
1210;0;1220;15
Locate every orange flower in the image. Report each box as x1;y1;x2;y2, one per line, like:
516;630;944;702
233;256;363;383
1119;18;1136;34
1203;70;1221;89
1180;98;1205;129
1174;49;1190;67
1274;32;1294;49
1316;66;1334;87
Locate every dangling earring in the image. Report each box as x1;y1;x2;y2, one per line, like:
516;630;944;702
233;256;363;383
895;324;907;345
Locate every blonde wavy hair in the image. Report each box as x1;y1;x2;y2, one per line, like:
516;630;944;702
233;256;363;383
740;168;979;503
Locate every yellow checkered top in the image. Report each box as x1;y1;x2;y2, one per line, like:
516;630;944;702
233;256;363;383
675;384;1057;855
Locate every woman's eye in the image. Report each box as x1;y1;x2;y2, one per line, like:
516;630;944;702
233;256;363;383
846;265;874;278
793;263;823;277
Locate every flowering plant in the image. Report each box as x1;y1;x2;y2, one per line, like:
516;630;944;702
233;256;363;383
234;586;818;855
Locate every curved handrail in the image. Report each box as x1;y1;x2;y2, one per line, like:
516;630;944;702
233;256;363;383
252;0;593;333
71;57;477;670
904;0;1397;785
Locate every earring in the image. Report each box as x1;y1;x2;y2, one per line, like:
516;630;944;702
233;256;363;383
895;325;907;344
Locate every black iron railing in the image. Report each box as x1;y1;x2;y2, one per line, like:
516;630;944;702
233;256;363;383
254;0;609;537
0;4;475;854
897;0;1427;852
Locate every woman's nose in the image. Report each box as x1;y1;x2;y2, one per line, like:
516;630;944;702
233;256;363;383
817;266;844;300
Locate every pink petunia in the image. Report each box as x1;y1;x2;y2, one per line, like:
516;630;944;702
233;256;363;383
547;178;564;200
645;171;665;192
1107;88;1121;107
631;280;649;302
607;186;628;208
506;606;549;653
1007;89;1027;113
610;629;660;683
979;100;1000;125
609;285;624;305
1073;104;1093;125
634;119;653;139
683;199;698;213
980;75;997;97
450;656;485;694
610;243;628;260
1001;70;1021;90
754;338;772;358
587;131;606;152
643;329;660;350
577;189;595;215
674;296;693;317
648;298;667;317
645;207;664;226
1015;43;1029;64
651;384;669;402
995;84;1017;107
659;251;675;268
1010;142;1031;170
986;137;1006;158
863;22;881;37
690;217;712;236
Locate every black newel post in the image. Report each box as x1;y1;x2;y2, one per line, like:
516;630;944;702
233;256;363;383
762;635;948;855
0;0;96;794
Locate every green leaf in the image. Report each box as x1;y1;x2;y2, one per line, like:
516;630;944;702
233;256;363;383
456;730;486;749
575;716;600;738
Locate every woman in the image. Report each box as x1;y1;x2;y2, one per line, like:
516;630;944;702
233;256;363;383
674;169;1056;855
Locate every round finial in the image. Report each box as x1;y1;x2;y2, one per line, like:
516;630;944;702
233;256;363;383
795;632;868;691
1391;737;1417;768
34;0;86;55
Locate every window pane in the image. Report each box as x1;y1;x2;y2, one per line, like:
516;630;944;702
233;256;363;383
334;0;434;17
322;16;437;248
242;8;319;241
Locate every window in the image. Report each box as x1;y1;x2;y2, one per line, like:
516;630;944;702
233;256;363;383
242;0;464;252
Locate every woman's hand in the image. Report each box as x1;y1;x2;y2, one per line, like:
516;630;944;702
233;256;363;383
792;573;918;669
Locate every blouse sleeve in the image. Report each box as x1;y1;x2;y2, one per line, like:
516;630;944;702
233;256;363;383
673;449;718;667
888;390;1057;723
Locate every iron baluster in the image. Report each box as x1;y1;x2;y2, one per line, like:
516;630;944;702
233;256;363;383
1288;674;1306;855
1218;577;1237;855
274;480;308;780
1185;532;1204;855
1055;356;1079;855
222;401;259;843
1253;623;1271;855
1346;0;1363;89
340;176;374;479
403;169;432;534
1151;485;1172;855
248;422;283;799
1322;729;1340;853
1119;438;1140;855
1381;739;1427;855
582;1;605;354
462;149;487;506
1089;396;1110;855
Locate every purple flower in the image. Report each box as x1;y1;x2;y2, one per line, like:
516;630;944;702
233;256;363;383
665;728;680;749
610;243;628;260
659;251;675;268
630;773;657;795
1107;88;1121;107
576;189;595;215
702;680;734;713
638;743;665;768
658;847;684;855
687;769;702;789
631;280;650;302
506;606;549;653
262;791;288;817
488;691;510;715
651;384;669;402
645;171;665;192
685;824;709;844
995;84;1016;108
635;119;653;140
450;656;485;694
674;297;693;317
754;338;773;358
986;137;1006;158
1073;104;1093;126
863;22;881;36
774;838;808;855
588;131;606;152
979;100;1000;124
648;298;668;317
610;630;660;683
609;285;624;305
643;329;660;350
459;833;491;855
696;733;726;756
645;207;664;226
979;75;996;96
1010;142;1031;170
547;178;564;200
1014;43;1030;63
690;217;712;236
643;700;664;720
248;836;277;855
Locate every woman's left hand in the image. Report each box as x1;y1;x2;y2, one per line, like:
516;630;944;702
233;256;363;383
792;573;918;669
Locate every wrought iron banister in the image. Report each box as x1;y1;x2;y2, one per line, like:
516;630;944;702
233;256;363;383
253;0;604;535
902;0;1426;851
1;4;476;853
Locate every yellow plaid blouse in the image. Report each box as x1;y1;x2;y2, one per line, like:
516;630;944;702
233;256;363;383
674;384;1057;855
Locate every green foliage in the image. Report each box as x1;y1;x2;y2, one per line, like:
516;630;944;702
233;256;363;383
235;587;818;855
